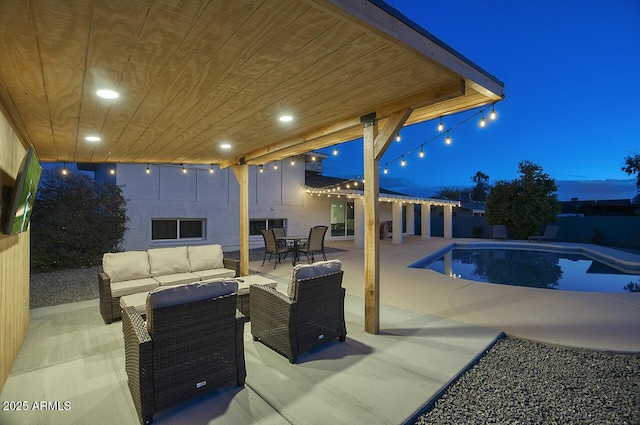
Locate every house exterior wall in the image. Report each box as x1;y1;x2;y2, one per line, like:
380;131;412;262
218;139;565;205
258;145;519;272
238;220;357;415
0;110;30;393
116;160;321;251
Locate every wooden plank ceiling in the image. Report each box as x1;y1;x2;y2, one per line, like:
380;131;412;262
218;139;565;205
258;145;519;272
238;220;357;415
0;0;503;167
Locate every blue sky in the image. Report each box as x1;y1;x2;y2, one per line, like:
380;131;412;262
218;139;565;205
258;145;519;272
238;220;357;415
317;0;640;201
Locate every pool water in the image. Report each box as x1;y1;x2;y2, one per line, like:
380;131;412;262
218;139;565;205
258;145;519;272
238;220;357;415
418;248;640;293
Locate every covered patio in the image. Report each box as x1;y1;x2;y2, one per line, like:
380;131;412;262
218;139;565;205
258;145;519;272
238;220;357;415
0;0;504;399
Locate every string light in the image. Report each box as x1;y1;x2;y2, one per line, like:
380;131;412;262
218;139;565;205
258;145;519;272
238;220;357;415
333;146;338;155
378;101;502;175
182;164;187;174
400;156;406;167
62;163;68;175
291;157;295;166
109;167;115;175
396;133;401;142
273;161;278;170
490;103;497;120
384;165;388;174
311;152;316;161
146;164;150;174
259;165;264;173
209;164;214;174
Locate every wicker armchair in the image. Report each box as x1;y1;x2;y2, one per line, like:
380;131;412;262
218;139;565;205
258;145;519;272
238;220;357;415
250;260;346;363
122;280;247;424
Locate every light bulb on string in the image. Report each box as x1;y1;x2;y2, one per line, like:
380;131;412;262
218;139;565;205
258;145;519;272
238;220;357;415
396;133;401;142
259;165;264;173
333;146;338;155
479;113;486;128
291;157;295;166
419;147;425;158
445;131;452;145
209;164;214;174
437;117;444;132
273;161;278;170
182;164;187;174
311;152;316;161
62;163;68;175
383;164;388;174
400;156;406;167
490;104;497;120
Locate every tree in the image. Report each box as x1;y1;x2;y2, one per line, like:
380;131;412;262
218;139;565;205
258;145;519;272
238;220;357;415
471;171;490;201
435;187;467;200
621;154;640;202
30;169;129;271
485;161;561;240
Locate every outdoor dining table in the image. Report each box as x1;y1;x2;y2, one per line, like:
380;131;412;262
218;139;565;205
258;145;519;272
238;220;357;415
276;235;308;266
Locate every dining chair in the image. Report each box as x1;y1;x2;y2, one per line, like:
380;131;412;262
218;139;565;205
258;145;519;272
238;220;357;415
299;225;328;263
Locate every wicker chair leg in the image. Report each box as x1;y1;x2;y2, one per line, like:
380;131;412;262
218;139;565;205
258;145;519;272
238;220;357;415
289;356;297;364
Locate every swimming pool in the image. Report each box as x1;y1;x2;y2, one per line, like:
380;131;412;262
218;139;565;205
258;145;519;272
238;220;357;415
409;243;640;293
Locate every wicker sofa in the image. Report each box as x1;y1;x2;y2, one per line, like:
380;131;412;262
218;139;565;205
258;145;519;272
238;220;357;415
99;245;239;324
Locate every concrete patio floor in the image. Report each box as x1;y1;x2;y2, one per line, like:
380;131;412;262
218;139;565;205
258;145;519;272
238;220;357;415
1;236;638;424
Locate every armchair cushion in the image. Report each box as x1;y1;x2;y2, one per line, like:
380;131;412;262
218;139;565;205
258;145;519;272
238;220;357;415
288;259;342;299
188;244;225;271
103;251;150;283
148;247;190;277
146;278;238;334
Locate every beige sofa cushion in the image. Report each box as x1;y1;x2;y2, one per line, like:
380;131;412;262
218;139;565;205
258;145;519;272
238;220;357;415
103;251;150;283
111;278;159;298
153;272;200;287
119;292;149;315
148;247;190;277
146;279;238;334
188;245;224;271
288;259;342;299
192;268;236;280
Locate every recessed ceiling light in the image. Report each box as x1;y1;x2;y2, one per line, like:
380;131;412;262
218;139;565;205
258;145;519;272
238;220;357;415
279;115;293;122
220;143;231;149
85;136;101;142
96;89;119;99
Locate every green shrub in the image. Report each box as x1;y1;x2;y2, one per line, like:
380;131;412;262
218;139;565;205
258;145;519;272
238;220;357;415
30;169;128;271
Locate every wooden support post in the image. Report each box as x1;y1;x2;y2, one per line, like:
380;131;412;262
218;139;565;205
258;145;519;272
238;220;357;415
362;113;380;334
362;108;412;334
231;164;249;276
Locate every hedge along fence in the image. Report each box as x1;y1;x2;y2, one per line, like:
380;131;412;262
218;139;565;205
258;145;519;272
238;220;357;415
423;216;640;248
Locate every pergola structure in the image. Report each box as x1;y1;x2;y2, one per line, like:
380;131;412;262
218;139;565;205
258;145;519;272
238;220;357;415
0;0;504;333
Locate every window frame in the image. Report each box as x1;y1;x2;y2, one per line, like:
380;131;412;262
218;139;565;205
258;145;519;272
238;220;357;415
151;218;206;242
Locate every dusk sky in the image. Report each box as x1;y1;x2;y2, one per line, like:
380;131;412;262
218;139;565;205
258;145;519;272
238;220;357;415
317;1;640;201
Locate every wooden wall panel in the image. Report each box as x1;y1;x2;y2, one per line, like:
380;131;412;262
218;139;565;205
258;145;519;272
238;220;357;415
0;109;29;394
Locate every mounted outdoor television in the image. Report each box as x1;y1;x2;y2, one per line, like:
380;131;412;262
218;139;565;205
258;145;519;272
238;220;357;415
1;147;42;235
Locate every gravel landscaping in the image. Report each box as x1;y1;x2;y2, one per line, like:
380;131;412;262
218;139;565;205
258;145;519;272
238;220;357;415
29;252;640;424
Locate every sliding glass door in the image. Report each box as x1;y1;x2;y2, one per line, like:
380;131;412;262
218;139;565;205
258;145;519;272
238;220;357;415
330;201;354;237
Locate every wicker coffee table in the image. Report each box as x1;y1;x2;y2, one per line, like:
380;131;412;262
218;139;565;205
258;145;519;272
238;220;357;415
236;275;278;320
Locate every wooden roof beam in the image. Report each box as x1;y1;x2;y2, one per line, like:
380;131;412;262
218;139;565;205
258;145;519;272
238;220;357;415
224;79;465;168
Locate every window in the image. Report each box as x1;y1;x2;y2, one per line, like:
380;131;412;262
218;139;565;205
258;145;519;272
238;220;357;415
151;219;205;241
249;218;286;236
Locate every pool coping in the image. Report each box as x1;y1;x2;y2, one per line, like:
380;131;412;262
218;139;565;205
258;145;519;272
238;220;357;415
408;241;640;274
